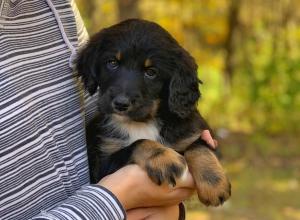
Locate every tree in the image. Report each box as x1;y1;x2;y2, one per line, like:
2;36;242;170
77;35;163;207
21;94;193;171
224;0;241;87
117;0;140;21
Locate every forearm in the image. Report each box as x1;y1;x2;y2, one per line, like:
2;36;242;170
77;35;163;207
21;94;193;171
31;185;125;220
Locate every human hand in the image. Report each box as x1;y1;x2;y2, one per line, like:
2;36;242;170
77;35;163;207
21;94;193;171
127;205;180;220
98;164;195;210
201;129;218;149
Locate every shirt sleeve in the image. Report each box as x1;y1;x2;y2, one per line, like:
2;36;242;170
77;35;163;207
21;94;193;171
31;185;126;220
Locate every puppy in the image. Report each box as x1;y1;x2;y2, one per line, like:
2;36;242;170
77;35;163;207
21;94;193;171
77;19;231;206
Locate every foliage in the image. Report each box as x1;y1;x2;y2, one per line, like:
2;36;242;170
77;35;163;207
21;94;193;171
74;0;300;134
74;1;300;219
185;133;300;220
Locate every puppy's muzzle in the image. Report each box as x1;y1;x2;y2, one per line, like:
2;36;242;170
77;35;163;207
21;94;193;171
112;95;131;112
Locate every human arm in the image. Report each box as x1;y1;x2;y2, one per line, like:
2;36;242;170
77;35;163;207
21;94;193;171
31;164;193;220
99;164;195;210
31;186;126;220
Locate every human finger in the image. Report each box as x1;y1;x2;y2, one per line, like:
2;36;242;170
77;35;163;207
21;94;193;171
201;129;217;149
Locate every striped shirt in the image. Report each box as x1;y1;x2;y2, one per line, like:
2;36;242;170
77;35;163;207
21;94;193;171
0;0;125;219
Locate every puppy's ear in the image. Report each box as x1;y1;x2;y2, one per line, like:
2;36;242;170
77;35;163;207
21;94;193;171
169;50;201;118
77;33;104;95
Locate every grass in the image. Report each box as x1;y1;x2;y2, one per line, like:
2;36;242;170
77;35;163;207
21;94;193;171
185;133;300;220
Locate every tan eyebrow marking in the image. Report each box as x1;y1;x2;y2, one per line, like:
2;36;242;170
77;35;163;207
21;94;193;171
145;58;152;67
116;51;121;60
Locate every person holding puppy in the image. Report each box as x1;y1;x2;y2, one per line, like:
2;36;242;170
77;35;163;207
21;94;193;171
0;0;216;219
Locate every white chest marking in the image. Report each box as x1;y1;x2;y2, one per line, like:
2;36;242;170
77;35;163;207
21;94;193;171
112;115;161;145
125;121;160;145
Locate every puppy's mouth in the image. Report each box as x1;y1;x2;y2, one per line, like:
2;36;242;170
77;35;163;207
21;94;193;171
111;104;147;121
112;108;130;115
111;99;160;122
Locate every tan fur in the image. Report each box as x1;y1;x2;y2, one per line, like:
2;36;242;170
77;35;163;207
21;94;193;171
116;51;121;60
132;140;181;166
131;140;187;185
145;58;152;67
149;100;160;118
172;133;201;152
185;147;231;206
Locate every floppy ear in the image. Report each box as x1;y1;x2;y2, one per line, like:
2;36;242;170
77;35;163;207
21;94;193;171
76;32;105;95
168;50;201;118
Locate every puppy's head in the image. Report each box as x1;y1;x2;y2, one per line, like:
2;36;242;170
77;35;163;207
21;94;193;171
77;19;200;121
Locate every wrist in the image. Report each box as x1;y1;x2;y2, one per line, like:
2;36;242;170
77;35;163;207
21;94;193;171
98;170;136;210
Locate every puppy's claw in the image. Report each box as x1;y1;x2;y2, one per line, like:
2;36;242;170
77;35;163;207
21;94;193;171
197;176;231;206
219;196;225;205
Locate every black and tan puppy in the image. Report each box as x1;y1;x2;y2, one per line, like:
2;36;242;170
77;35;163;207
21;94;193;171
77;19;231;206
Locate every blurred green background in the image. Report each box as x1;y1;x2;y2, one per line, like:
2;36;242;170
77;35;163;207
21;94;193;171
75;0;300;219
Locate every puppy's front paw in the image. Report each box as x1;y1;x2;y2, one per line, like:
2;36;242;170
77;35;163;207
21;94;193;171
196;168;231;206
145;148;187;186
185;147;231;206
131;140;188;186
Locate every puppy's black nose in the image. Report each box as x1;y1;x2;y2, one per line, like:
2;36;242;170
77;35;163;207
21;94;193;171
112;96;130;112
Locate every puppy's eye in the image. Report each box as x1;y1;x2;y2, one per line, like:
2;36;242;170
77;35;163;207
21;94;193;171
106;59;119;70
145;67;158;79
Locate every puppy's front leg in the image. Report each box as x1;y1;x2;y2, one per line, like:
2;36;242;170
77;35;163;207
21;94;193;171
184;140;231;206
130;139;188;186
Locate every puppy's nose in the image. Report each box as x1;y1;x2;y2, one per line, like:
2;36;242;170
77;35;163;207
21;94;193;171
112;96;130;112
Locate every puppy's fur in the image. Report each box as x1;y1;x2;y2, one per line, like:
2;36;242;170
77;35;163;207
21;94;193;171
77;19;231;206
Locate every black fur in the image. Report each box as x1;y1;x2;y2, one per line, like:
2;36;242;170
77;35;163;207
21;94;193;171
78;19;214;182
